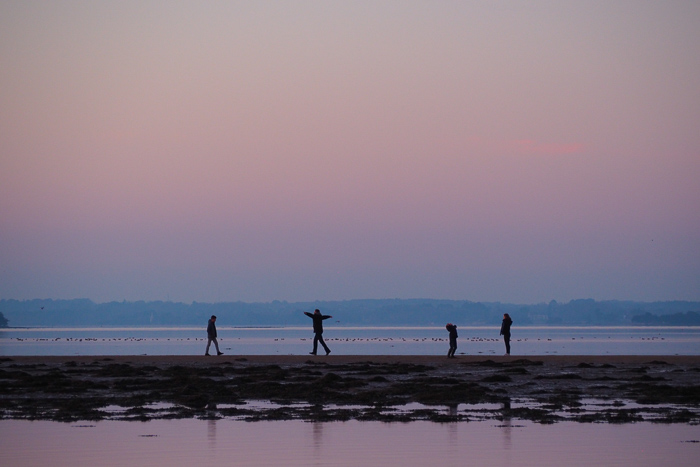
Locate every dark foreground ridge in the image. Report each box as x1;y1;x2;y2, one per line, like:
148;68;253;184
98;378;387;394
1;355;699;424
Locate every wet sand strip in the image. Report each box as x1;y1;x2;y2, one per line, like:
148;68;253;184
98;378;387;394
1;355;699;423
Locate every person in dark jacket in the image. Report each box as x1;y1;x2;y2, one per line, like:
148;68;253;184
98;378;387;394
304;309;332;355
500;313;513;355
446;323;458;358
205;315;223;356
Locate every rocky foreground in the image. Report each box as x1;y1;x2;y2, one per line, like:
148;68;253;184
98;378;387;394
1;355;698;424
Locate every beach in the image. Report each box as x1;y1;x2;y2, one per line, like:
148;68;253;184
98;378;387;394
2;355;698;424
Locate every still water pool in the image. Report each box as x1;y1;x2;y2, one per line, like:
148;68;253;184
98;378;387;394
1;418;698;467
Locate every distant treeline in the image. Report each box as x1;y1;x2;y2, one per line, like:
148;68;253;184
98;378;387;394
1;298;698;327
631;311;700;326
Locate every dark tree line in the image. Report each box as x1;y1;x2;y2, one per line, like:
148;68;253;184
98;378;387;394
631;311;700;326
1;298;698;327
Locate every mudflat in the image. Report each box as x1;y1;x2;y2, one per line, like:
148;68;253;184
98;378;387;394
1;355;699;423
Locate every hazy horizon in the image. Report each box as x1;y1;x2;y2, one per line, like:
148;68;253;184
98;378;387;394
3;296;700;307
2;1;699;304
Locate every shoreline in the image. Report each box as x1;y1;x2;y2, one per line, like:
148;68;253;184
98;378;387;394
4;354;700;364
2;355;699;424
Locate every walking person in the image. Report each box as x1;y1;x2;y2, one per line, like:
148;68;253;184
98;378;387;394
446;323;458;358
500;313;513;355
205;315;223;356
304;309;332;355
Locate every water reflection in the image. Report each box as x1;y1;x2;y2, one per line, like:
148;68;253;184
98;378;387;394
312;422;323;466
500;399;512;452
1;419;698;466
447;403;458;417
446;404;459;447
208;418;216;453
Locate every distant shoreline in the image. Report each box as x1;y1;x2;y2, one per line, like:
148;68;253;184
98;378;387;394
4;323;700;330
3;298;699;327
5;354;700;364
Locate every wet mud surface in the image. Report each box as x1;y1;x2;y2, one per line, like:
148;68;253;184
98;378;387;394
1;356;698;424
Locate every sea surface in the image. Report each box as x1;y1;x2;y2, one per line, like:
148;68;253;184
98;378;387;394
1;326;699;356
1;418;698;467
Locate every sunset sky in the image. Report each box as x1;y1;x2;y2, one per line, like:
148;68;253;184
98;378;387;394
1;1;698;304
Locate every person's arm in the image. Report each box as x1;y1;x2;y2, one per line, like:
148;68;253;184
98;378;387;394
321;315;332;320
304;312;313;318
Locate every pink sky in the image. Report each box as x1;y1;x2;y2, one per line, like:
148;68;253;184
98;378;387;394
1;1;698;303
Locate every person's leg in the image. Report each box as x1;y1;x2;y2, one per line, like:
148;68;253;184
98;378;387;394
311;334;319;354
318;334;330;354
205;338;212;355
504;335;510;355
213;338;222;354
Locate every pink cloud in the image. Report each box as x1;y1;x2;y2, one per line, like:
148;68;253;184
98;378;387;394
512;139;585;155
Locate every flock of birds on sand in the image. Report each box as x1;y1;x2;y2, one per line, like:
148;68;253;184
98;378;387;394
8;335;665;344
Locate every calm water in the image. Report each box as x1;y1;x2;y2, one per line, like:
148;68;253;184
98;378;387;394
3;327;699;466
1;326;699;356
1;419;698;467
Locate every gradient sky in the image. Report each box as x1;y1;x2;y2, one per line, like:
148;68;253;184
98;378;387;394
1;1;699;304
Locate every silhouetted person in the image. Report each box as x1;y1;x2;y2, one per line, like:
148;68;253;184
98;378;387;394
500;313;513;355
205;315;223;356
304;309;332;355
446;323;458;358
